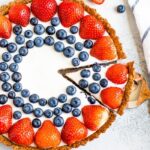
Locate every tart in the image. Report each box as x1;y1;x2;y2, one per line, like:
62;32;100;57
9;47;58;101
0;0;135;149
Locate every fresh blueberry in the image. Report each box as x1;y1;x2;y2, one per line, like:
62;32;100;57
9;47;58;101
2;82;12;92
84;40;93;49
54;41;64;52
44;36;55;46
75;42;83;51
13;54;22;63
34;108;43;117
79;79;88;88
29;94;39;103
70;26;78;34
89;83;100;94
39;98;47;106
13;82;22;92
0;62;8;71
13;25;22;35
0;39;8;47
66;35;76;44
30;17;38;26
7;43;17;53
46;26;55;35
2;52;12;62
32;118;41;128
72;58;80;66
22;103;33;114
19;47;28;56
87;96;96;104
9;63;19;72
13;111;22;120
58;94;67;103
51;17;60;26
53;116;64;127
63;46;75;58
8;91;16;99
48;97;58;107
53;107;62;116
92;73;101;81
13;97;24;107
80;69;91;78
66;85;76;95
12;72;22;82
15;35;25;45
100;79;108;87
117;4;126;13
70;97;81;108
92;63;101;72
26;40;34;49
56;29;67;40
79;51;89;61
62;103;72;113
0;94;8;104
72;108;81;117
44;109;53;118
24;30;33;38
21;89;30;97
34;37;44;47
34;24;45;35
0;72;10;82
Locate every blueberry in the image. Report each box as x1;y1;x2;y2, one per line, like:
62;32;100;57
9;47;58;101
29;94;39;103
92;63;101;72
44;109;53;118
24;30;33;38
0;94;8;104
0;39;8;47
22;103;33;114
62;103;72;113
19;47;28;56
21;89;30;97
34;108;43;117
66;85;76;95
72;108;81;117
2;82;12;92
13;111;22;120
30;17;38;26
0;72;10;82
13;25;22;35
89;83;100;94
80;69;91;78
117;4;126;13
13;54;22;63
51;17;60;26
0;62;8;71
70;26;78;34
53;116;64;127
26;40;34;49
7;43;17;53
48;97;58;107
75;42;83;51
8;91;16;99
66;35;76;44
12;72;22;82
100;79;108;87
34;24;45;35
15;35;25;45
13;97;24;107
58;94;67;103
72;58;80;66
79;79;88;88
53;107;62;116
63;46;75;58
79;51;89;61
56;29;67;40
13;82;22;92
32;118;41;128
34;37;44;47
87;96;96;104
39;98;47;106
92;73;101;81
84;40;93;49
46;26;55;35
44;36;54;46
54;41;64;52
2;52;12;62
9;63;19;72
70;97;81;108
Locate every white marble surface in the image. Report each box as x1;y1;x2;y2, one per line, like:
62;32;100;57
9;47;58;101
0;0;150;150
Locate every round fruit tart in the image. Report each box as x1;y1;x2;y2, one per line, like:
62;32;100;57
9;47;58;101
0;0;135;149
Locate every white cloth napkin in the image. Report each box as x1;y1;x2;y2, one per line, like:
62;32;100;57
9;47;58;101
128;0;150;74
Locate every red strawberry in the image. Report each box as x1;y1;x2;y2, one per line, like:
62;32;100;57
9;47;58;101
79;15;105;39
9;4;30;27
58;1;84;27
106;64;128;84
82;105;109;131
31;0;57;22
0;15;12;39
61;117;88;145
101;87;124;109
92;0;105;4
0;105;12;134
90;36;117;60
8;118;34;146
35;120;61;148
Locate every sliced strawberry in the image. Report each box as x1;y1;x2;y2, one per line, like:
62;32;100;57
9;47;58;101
101;87;124;109
8;118;34;146
61;117;88;145
92;0;105;4
58;1;84;27
79;15;105;39
0;105;12;134
31;0;57;22
106;64;128;84
9;4;30;27
90;36;117;60
0;15;12;39
35;120;61;148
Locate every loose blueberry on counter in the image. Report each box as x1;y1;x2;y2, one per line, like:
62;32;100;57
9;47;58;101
66;35;76;44
13;111;22;120
58;94;67;103
92;73;101;81
117;4;126;13
0;39;8;47
34;37;44;47
8;91;16;99
7;43;17;53
62;103;72;113
39;98;47;106
63;46;75;58
26;40;34;49
32;118;41;128
70;97;81;108
79;79;88;88
100;79;108;87
34;24;45;35
19;47;28;56
0;94;8;104
70;26;78;34
48;97;58;107
56;29;67;40
0;72;10;82
13;82;22;92
78;51;89;61
13;25;22;35
53;107;62;116
53;116;64;127
13;54;23;63
34;108;43;117
0;62;8;71
80;69;91;78
92;63;101;72
89;83;100;94
84;40;93;49
13;97;24;107
66;85;76;96
46;26;55;35
44;36;55;46
9;63;19;72
30;17;38;26
44;109;53;118
22;103;33;114
2;52;12;62
12;72;22;82
51;17;60;26
75;42;83;51
29;94;39;103
72;58;80;66
24;30;33;38
21;89;30;98
72;108;81;117
54;41;64;52
87;96;96;104
2;82;12;92
15;35;25;45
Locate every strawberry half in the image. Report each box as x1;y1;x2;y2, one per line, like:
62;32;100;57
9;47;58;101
79;15;105;39
35;120;61;149
9;4;30;27
90;36;117;60
61;117;88;145
8;118;34;146
58;1;84;27
31;0;57;22
92;0;105;4
0;105;12;134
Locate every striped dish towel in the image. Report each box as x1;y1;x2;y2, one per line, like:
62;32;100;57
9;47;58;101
128;0;150;74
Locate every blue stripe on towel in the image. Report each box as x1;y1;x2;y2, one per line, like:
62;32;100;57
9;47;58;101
132;0;140;11
142;26;150;43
